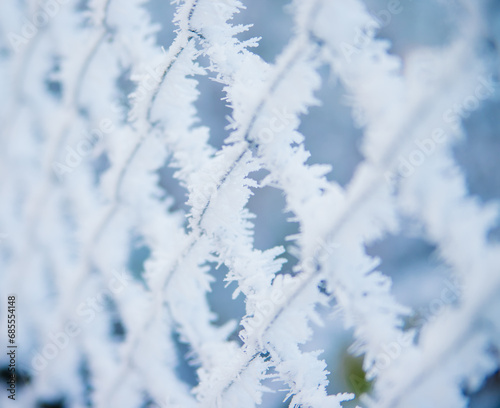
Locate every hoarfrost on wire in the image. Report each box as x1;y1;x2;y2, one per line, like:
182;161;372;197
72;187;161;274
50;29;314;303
0;0;499;407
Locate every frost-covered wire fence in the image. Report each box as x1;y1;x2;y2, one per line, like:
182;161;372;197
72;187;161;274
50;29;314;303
0;0;499;407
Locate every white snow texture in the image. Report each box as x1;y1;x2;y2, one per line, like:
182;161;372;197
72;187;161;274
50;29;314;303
0;0;499;407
